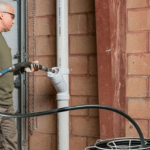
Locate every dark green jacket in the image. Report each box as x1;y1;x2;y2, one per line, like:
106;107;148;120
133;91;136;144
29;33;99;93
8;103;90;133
0;33;13;105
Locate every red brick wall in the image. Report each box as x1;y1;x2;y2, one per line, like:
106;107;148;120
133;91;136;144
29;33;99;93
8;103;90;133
28;0;99;150
69;0;99;148
126;0;150;138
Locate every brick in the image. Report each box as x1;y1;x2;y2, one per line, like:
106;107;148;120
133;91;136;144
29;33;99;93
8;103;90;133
29;133;51;150
72;116;100;136
30;96;51;112
29;17;56;36
52;135;57;150
28;95;36;113
50;16;56;36
70;96;88;116
29;17;50;36
128;99;150;119
29;76;56;95
36;0;56;16
89;97;99;117
70;136;86;150
70;35;96;54
148;80;150;97
33;95;57;112
37;114;57;133
127;0;148;9
28;18;33;36
69;56;88;75
28;37;33;56
87;137;98;147
128;54;150;75
29;56;56;76
28;0;33;17
89;55;97;75
36;76;56;95
71;76;98;96
126;77;147;97
149;123;150;137
126;120;148;137
69;14;87;34
28;75;34;95
128;9;150;31
148;33;150;51
126;33;147;53
35;17;51;36
88;13;96;33
70;0;94;13
28;93;57;120
36;36;56;56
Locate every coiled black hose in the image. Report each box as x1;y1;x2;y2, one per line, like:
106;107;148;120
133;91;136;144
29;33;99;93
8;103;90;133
0;104;146;148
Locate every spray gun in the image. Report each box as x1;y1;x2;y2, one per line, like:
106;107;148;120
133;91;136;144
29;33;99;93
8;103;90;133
0;62;52;77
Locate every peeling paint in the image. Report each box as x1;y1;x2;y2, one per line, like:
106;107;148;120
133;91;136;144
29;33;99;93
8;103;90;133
95;0;126;139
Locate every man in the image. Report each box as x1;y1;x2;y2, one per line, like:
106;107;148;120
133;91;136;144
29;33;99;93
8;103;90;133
0;1;37;150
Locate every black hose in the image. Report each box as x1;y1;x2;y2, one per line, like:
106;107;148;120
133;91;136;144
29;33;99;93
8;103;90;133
39;64;50;71
0;104;146;148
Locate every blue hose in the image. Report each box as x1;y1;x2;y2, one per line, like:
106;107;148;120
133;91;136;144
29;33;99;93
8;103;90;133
0;63;50;77
0;68;10;76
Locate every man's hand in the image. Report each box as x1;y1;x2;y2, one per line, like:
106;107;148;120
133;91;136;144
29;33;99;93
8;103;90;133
25;61;39;73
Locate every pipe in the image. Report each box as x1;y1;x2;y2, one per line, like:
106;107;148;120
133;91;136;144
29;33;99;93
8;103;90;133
56;0;69;150
47;67;68;98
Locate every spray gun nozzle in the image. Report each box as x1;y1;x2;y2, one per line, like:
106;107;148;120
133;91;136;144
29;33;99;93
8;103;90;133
47;68;53;73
